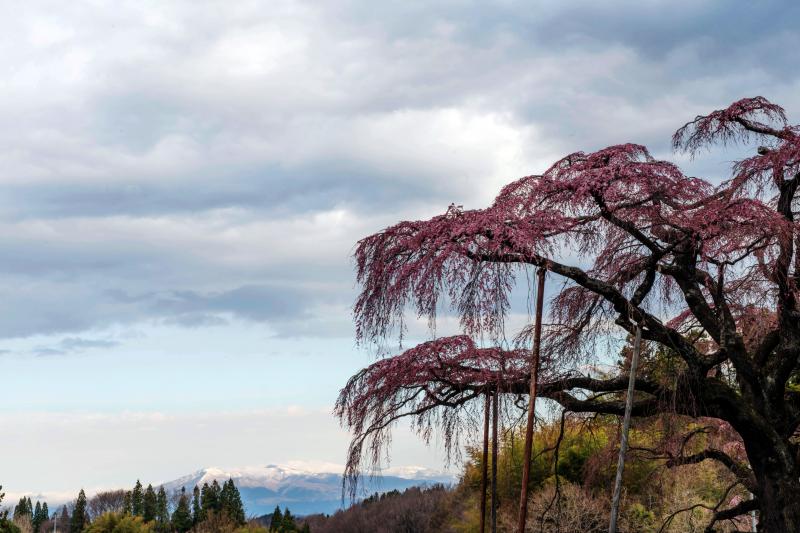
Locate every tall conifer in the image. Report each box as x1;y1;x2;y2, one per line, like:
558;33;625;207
69;490;88;533
131;481;144;517
123;491;132;515
228;481;245;526
209;481;222;513
191;486;201;525
32;501;42;532
268;506;282;532
142;484;157;523
155;486;169;531
172;488;192;533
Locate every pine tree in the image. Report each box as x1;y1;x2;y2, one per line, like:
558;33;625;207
209;481;222;513
198;484;210;522
155;486;169;531
268;506;282;532
171;488;192;533
32;501;42;532
69;490;88;533
123;491;132;515
191;486;201;525
220;480;232;517
199;481;220;520
220;479;245;526
13;497;31;521
131;481;144;517
282;508;296;531
142;484;157;523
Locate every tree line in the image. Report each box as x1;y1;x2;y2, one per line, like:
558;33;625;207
0;478;256;533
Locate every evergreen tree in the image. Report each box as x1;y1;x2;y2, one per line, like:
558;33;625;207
155;486;169;531
220;479;232;517
198;484;210;522
0;485;22;533
282;508;295;530
123;491;132;515
69;489;89;533
191;486;201;525
142;485;157;523
209;481;222;513
13;497;31;521
131;481;144;517
171;488;192;533
41;503;48;521
32;501;42;532
268;506;282;532
60;506;69;524
199;481;221;520
220;479;245;526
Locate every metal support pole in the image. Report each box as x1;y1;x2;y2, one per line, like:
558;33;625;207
491;388;499;533
517;268;546;533
480;391;490;533
608;324;642;533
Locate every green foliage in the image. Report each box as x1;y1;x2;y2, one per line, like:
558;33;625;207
199;482;221;522
0;521;20;533
84;513;154;533
0;486;22;533
191;486;201;526
35;501;48;532
123;492;132;515
69;489;89;533
131;482;144;517
627;502;656;532
268;507;299;532
171;488;192;533
462;418;610;508
155;487;169;532
142;485;157;523
220;479;246;526
267;507;282;532
13;497;32;521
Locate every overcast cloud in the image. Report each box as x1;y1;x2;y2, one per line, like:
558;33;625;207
2;0;800;494
3;1;800;343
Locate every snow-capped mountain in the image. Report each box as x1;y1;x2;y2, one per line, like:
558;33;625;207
162;463;456;516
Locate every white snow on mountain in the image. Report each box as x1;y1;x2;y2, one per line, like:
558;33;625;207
162;463;456;517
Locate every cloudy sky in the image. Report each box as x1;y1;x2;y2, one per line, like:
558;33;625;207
2;0;800;499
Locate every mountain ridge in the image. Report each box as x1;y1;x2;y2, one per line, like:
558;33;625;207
162;463;457;516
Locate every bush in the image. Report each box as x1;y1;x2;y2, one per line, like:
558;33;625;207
84;513;154;533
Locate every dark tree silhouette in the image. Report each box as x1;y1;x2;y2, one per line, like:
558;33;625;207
349;97;800;530
69;490;88;533
172;488;193;533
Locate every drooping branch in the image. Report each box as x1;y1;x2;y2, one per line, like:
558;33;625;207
355;136;790;383
334;335;533;500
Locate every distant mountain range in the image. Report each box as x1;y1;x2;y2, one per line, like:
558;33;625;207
162;463;457;517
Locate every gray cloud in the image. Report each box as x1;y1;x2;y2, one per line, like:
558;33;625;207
32;336;120;357
0;1;798;345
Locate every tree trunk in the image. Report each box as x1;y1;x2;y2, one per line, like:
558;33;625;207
754;470;800;531
739;430;800;532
